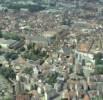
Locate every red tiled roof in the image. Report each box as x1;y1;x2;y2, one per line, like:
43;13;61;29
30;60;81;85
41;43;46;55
83;95;90;100
16;95;30;100
78;43;90;52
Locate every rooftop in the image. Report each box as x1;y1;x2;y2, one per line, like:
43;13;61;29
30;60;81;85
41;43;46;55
42;31;58;38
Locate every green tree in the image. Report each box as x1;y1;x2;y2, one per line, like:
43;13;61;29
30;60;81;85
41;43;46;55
22;48;47;61
19;47;25;52
0;45;2;49
46;72;59;86
2;32;21;40
0;67;16;80
23;67;33;76
5;52;18;61
27;44;32;50
0;31;2;38
61;99;68;100
94;53;103;64
95;65;103;74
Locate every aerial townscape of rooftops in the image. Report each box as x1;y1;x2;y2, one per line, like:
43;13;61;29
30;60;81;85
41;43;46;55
0;0;103;100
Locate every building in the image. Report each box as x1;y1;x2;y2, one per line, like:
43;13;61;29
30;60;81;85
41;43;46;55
42;31;57;39
75;43;95;72
25;35;49;47
83;94;90;100
16;95;30;100
9;40;25;50
0;38;16;49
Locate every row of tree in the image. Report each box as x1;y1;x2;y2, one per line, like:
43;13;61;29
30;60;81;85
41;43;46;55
0;31;21;40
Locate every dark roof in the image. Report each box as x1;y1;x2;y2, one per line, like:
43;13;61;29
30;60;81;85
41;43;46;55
62;46;71;55
9;40;25;49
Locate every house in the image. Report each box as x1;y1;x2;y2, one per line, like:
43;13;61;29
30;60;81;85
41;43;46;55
42;31;57;38
83;94;90;100
62;89;78;100
75;43;95;73
62;89;69;100
57;45;71;57
75;35;103;76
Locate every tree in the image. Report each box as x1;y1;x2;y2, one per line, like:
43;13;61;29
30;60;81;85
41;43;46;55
27;44;33;50
61;99;68;100
23;67;33;76
0;67;16;80
0;51;4;55
95;65;103;74
0;31;2;38
22;48;47;61
94;53;103;64
2;32;21;40
0;45;2;49
46;72;59;86
5;52;18;61
19;47;25;52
